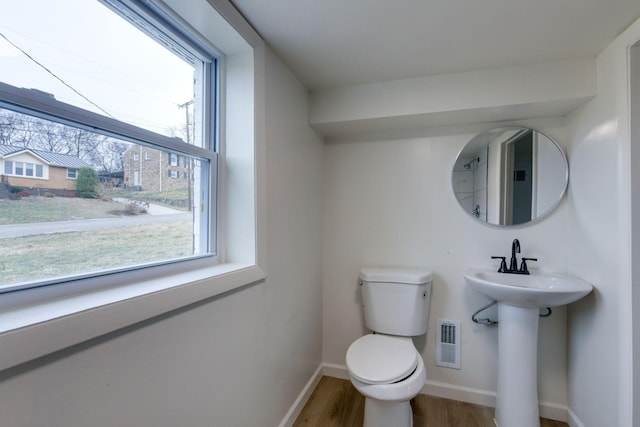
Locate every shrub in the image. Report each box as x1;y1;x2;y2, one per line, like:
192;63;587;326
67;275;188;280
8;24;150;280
9;186;23;194
44;192;56;198
97;181;118;201
76;168;99;198
125;201;148;215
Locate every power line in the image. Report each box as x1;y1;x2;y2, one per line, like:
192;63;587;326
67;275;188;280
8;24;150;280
0;31;116;119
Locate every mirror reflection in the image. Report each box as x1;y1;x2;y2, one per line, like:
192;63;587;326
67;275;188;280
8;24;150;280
452;127;568;226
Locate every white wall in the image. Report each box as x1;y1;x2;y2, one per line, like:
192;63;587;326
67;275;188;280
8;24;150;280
630;42;640;427
0;46;324;427
564;16;640;427
320;16;640;425
322;118;572;416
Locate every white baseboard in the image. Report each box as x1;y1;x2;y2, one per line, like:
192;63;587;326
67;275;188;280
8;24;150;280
537;400;569;423
278;363;572;426
321;364;568;422
322;362;350;380
422;378;496;408
566;408;585;427
277;364;323;427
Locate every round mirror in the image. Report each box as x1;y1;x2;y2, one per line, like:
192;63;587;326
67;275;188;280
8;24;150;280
452;127;568;226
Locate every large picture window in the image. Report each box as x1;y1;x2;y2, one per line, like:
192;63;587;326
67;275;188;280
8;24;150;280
0;0;218;291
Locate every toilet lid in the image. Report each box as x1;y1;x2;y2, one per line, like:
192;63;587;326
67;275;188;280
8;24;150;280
346;334;418;385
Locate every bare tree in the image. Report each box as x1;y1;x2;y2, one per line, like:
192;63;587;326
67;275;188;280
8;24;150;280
36;120;74;154
68;128;103;161
94;140;129;173
0;109;35;147
0;108;130;173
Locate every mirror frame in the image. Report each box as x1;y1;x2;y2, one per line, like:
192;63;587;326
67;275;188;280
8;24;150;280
452;127;568;227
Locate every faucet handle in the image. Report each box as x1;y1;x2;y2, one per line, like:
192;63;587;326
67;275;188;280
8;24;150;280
491;256;508;273
519;257;538;274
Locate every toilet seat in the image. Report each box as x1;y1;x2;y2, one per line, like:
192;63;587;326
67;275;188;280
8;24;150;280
346;334;418;385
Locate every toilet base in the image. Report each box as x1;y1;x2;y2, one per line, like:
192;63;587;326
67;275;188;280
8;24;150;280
363;398;413;427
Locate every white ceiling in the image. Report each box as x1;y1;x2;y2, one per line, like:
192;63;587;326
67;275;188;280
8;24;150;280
230;0;640;91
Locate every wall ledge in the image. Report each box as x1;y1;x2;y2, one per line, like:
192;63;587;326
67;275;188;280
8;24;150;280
310;58;596;137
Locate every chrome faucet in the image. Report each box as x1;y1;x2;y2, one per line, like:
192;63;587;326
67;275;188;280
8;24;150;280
491;239;537;274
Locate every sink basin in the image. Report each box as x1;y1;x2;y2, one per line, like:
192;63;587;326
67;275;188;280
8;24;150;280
464;267;593;426
464;268;593;308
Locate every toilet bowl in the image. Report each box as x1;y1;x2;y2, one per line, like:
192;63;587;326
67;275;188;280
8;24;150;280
346;267;433;427
347;334;426;427
347;335;426;401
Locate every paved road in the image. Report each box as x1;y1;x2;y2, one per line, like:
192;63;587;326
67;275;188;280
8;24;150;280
0;212;192;239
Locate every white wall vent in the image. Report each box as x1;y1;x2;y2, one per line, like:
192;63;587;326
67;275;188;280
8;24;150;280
436;319;461;369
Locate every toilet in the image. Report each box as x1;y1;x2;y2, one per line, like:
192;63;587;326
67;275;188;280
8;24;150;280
346;267;433;427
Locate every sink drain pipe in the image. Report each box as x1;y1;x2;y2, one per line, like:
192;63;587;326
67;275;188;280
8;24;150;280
472;301;552;325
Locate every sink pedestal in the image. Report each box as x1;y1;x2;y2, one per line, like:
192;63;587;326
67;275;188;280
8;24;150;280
464;268;593;427
495;303;540;427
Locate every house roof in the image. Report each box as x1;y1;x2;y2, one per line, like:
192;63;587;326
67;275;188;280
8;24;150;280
0;144;92;169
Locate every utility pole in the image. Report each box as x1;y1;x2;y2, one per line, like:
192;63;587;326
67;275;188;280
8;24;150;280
178;100;193;144
178;100;194;212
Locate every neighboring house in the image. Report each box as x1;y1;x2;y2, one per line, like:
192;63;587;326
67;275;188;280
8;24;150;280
0;144;92;194
122;145;190;192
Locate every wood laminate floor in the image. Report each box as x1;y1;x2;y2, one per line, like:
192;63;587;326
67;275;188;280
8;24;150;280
293;376;568;427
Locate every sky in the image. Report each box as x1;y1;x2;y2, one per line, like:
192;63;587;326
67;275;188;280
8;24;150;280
0;0;195;138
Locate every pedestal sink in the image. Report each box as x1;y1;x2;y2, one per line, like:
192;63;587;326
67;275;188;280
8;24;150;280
464;268;593;427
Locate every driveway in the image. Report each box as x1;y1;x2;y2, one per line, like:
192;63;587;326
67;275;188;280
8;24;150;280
0;210;192;239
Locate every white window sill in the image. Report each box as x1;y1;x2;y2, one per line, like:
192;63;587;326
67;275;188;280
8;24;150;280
0;262;265;372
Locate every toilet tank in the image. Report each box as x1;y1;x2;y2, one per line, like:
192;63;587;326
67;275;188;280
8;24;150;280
360;267;433;336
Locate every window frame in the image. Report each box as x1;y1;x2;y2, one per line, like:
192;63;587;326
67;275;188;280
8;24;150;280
0;0;266;374
2;160;44;178
66;168;77;179
0;0;220;293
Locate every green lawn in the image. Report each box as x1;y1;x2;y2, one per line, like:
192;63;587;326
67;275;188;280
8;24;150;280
0;220;193;285
0;196;128;224
0;196;195;286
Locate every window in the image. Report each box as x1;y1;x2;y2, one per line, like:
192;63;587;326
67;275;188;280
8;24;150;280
0;0;264;373
66;168;77;179
0;0;218;292
2;160;44;178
